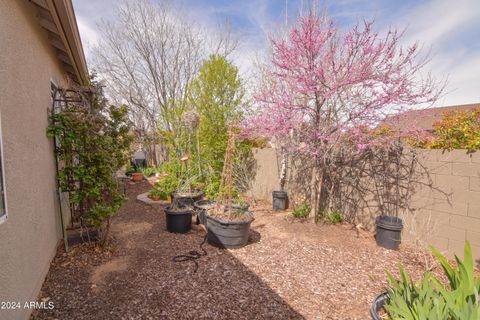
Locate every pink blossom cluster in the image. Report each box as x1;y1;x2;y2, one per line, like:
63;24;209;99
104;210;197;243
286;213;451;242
242;13;443;158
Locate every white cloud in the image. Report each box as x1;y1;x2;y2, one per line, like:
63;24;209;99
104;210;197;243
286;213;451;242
434;54;480;105
397;0;479;47
72;0;480;106
379;0;480;106
76;16;99;52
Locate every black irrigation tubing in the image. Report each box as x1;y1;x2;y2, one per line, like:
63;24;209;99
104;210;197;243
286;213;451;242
172;234;208;273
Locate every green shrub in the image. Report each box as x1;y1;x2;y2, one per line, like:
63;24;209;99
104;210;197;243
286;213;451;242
139;166;155;177
126;164;136;175
148;188;168;200
323;211;344;224
384;241;480;320
153;160;181;193
47;79;133;244
204;180;221;199
410;108;480;150
292;202;310;218
154;174;179;194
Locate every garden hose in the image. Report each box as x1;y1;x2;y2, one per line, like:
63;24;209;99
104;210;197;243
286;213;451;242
172;234;207;273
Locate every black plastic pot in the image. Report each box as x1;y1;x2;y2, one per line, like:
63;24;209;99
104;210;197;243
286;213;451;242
272;190;288;211
370;292;389;320
205;212;254;249
170;190;204;206
375;216;403;250
164;205;193;233
193;200;217;226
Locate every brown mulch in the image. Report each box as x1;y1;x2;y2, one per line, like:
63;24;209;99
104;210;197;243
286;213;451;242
32;181;442;320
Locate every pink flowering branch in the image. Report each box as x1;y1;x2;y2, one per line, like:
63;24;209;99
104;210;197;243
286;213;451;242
242;12;445;217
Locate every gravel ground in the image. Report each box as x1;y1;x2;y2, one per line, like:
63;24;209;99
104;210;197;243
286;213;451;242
32;181;441;320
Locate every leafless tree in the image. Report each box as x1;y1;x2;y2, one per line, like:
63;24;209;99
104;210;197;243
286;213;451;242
91;0;237;163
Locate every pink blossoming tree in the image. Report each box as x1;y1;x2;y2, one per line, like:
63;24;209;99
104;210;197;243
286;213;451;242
243;13;444;218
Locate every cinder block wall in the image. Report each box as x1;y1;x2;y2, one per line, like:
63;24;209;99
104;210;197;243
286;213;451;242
407;149;480;259
250;148;480;260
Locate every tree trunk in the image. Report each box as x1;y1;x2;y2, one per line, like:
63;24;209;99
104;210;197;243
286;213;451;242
309;165;322;219
310;163;329;221
152;143;158;166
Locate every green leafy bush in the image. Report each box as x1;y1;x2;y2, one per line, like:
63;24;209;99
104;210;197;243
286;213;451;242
323;211;344;224
292;202;311;218
126;164;136;175
148;188;168;200
155;55;255;200
428;108;480;150
154;176;178;195
204;179;221;199
188;54;245;177
384;241;480;320
139;166;155;177
410;108;480;150
47;79;133;244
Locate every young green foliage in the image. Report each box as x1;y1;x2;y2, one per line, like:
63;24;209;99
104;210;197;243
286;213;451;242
186;54;249;197
384;241;480;320
292;202;311;219
429;109;480;150
323;211;344;224
47;80;133;243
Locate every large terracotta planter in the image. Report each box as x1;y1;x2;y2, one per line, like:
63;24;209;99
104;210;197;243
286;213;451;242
131;172;143;182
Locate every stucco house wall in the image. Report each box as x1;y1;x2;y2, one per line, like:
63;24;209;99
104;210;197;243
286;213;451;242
0;1;74;319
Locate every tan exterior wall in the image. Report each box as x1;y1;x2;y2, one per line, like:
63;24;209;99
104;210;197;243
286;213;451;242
251;148;480;261
0;2;70;319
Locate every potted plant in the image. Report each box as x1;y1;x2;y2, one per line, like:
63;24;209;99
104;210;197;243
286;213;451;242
272;149;288;210
160;156;202;233
125;163;136;176
205;125;254;249
131;168;144;182
194;190;250;227
126;162;144;182
371;241;479;320
169;155;204;205
229;198;250;212
139;166;156;178
148;188;168;201
164;198;194;233
369;142;424;250
193;199;216;226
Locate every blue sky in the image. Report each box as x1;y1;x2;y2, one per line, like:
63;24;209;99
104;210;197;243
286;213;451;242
73;0;480;106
